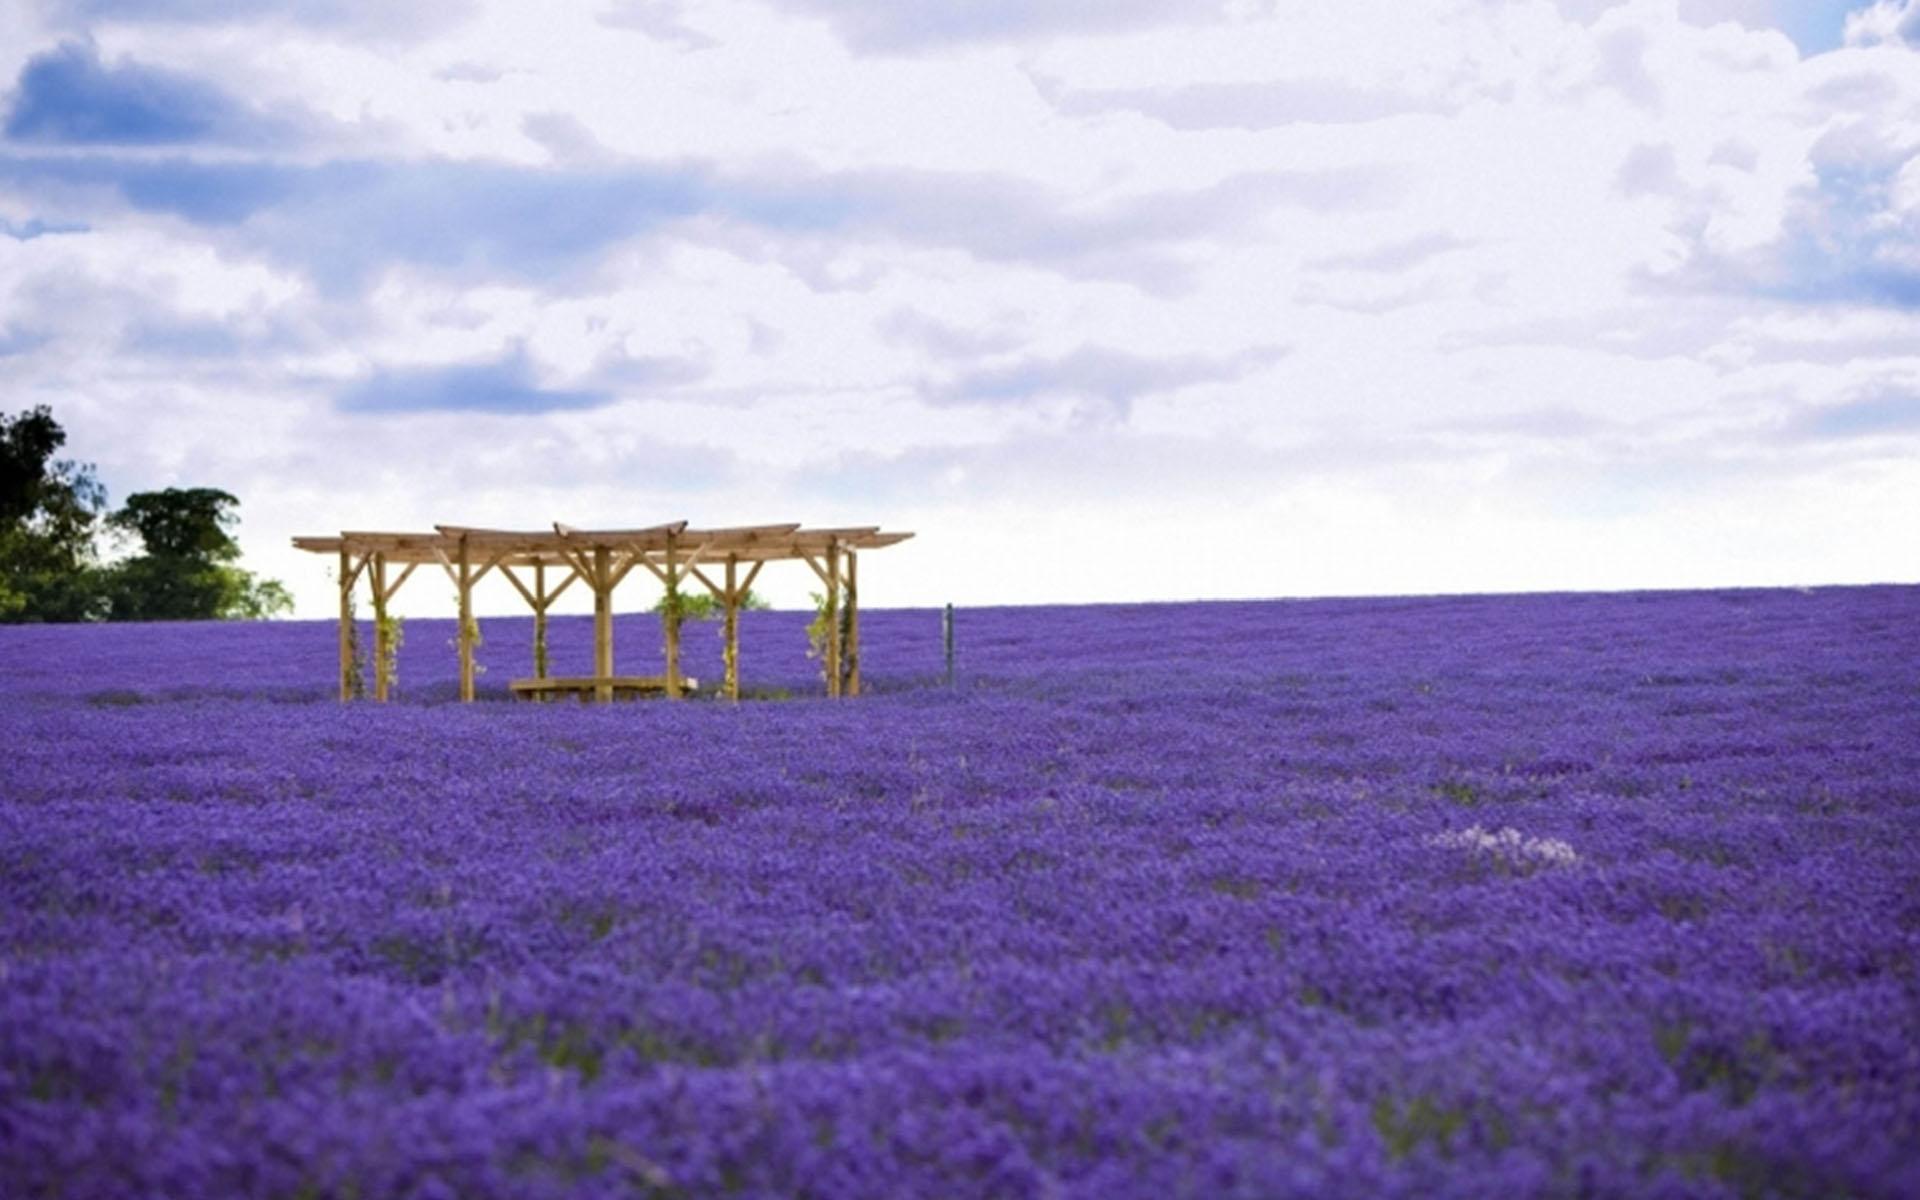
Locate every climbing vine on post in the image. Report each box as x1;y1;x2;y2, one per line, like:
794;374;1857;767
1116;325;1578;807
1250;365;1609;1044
376;612;403;697
448;596;484;679
657;581;689;658
344;591;366;700
805;587;854;691
805;590;830;680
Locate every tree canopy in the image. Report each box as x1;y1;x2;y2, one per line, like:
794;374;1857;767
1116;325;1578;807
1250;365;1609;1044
109;487;244;561
0;408;289;623
0;405;109;621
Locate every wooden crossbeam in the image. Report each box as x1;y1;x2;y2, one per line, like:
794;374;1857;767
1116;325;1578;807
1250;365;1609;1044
556;546;597;588
607;548;648;592
380;561;418;604
298;525;910;564
342;551;370;594
496;562;538;610
545;566;581;605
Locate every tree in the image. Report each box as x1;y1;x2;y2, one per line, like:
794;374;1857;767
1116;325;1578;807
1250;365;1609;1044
103;487;291;621
0;405;108;622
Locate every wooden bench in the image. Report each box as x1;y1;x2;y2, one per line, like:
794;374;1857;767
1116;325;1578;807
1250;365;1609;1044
508;675;698;702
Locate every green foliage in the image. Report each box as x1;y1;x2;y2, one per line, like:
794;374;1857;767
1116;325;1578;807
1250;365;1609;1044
650;588;770;623
1;410;291;622
0;405;109;622
805;591;830;669
1371;1092;1468;1161
377;612;404;695
805;588;853;688
654;584;769;662
103;487;291;621
108;487;241;561
343;591;366;700
448;595;485;676
101;556;292;621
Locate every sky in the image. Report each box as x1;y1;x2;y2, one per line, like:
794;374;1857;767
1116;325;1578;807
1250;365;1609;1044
0;0;1916;618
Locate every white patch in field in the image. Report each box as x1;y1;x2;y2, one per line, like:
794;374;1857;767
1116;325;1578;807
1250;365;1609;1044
1430;825;1581;868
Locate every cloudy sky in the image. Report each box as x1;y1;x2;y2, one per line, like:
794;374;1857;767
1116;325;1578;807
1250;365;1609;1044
1;0;1916;616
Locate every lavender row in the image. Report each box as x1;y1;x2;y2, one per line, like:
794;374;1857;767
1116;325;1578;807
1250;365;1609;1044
3;586;1918;1196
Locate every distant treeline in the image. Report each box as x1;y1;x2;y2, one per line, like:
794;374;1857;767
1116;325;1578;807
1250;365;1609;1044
1;406;289;623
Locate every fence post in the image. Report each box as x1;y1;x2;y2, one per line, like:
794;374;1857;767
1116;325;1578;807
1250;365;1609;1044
943;602;954;687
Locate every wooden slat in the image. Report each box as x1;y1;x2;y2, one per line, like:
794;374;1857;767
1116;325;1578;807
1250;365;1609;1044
533;561;550;680
593;545;612;702
544;566;581;605
556;546;597;587
606;549;648;592
845;548;860;698
496;562;538;610
676;538;713;576
508;674;698;699
825;541;841;699
300;525;912;562
723;556;739;703
678;522;801;541
371;553;390;703
380;561;419;604
662;529;682;700
337;546;353;702
554;521;687;550
342;551;370;594
850;531;914;549
457;537;475;704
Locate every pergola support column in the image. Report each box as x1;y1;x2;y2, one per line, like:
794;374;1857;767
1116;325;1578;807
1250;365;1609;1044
723;556;740;702
845;549;860;697
370;551;391;703
663;531;682;700
825;540;841;699
337;546;354;702
456;538;476;703
533;561;549;680
592;546;613;703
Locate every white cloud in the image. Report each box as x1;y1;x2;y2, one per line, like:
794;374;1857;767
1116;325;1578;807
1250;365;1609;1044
1845;0;1920;46
0;0;1914;621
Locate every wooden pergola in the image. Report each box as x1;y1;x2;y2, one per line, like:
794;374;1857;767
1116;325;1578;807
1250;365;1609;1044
291;522;913;703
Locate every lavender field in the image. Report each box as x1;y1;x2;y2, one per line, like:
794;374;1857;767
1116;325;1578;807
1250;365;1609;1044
3;587;1918;1198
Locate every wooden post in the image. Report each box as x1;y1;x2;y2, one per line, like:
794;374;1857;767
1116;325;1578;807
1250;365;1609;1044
663;530;682;700
371;551;390;703
337;546;353;702
723;555;740;702
533;561;548;680
845;549;860;697
825;540;841;699
593;545;612;703
456;538;475;703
